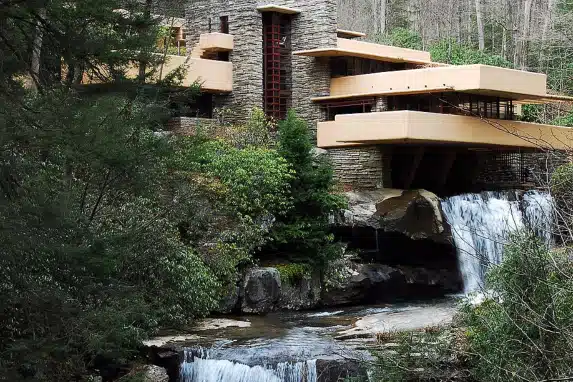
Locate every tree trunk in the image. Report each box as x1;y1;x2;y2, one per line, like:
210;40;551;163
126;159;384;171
539;0;556;65
474;0;485;50
379;0;387;35
516;0;534;69
467;0;474;45
138;0;153;84
507;0;518;65
30;7;47;90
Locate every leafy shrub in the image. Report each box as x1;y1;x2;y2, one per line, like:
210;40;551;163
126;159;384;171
461;232;573;382
550;163;573;199
276;263;312;285
216;107;274;148
178;137;293;220
264;111;347;270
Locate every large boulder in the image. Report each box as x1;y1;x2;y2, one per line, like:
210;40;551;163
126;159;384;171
339;189;451;244
241;268;281;314
339;189;403;228
377;189;450;243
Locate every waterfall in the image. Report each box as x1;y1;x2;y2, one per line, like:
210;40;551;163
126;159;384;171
442;190;554;293
179;349;318;382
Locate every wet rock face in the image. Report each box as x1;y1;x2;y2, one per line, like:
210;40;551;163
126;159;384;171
399;266;462;295
279;275;322;311
322;262;461;307
322;263;404;306
145;348;180;382
241;268;281;314
227;267;322;313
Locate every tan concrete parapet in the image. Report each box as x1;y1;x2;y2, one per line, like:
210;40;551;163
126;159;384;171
198;33;234;53
172;56;233;92
325;65;550;102
317;111;573;150
123;55;233;92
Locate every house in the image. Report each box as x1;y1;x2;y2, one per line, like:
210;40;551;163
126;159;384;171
164;1;573;195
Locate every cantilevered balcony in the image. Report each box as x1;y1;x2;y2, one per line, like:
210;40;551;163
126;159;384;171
123;54;233;92
317;111;573;150
313;65;567;103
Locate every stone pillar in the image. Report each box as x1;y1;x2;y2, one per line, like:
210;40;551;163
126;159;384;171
284;0;338;139
328;146;385;190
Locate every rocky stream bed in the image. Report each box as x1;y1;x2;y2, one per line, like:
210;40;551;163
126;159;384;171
138;188;554;382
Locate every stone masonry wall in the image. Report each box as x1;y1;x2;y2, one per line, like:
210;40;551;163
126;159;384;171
328;146;384;190
186;0;263;123
186;0;337;134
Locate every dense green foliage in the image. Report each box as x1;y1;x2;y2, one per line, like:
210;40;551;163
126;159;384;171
461;233;573;382
429;40;513;68
0;2;346;381
0;95;329;380
381;28;513;68
551;163;573;199
376;27;423;50
265;111;347;269
0;92;223;380
552;111;573;127
371;328;463;382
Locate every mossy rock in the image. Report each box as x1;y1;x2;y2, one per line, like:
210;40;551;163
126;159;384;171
276;263;311;285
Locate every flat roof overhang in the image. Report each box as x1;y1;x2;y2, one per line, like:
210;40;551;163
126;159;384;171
313;64;573;104
294;38;441;66
337;29;366;39
256;4;301;14
317;111;573;150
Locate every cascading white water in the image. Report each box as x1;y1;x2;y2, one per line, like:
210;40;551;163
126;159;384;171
442;190;554;293
179;349;317;382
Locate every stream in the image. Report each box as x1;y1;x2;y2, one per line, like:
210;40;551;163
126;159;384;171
164;299;458;382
